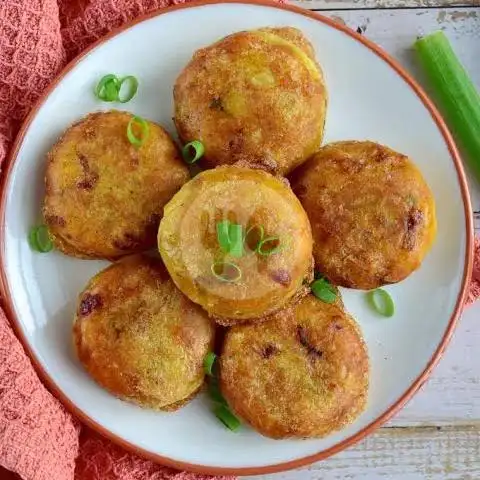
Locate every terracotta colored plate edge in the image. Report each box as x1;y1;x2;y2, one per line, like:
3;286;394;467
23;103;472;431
0;0;474;476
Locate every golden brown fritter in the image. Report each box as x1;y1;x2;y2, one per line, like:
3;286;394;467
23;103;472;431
174;27;327;175
220;295;369;439
44;111;189;259
73;255;215;410
158;166;313;325
290;141;437;289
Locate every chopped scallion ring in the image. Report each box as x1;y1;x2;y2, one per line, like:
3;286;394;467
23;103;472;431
211;262;242;283
118;75;139;103
311;277;337;304
182;140;204;164
204;352;217;376
127;116;149;148
216;220;231;253
244;224;264;252
367;288;395;317
256;236;282;256
214;405;241;432
208;379;228;405
28;225;53;253
95;74;120;102
94;74;139;103
228;224;244;257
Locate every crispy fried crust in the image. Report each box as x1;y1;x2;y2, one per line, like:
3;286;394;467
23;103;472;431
73;255;215;410
220;295;369;439
43;111;189;259
290;141;437;289
158;166;313;324
174;27;327;175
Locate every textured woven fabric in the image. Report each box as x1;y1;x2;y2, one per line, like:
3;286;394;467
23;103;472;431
467;236;480;306
0;310;79;480
0;1;478;480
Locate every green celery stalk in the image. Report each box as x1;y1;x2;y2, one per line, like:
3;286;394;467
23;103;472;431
414;31;480;182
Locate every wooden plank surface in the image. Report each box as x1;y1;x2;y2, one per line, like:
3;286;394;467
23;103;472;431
250;6;480;480
264;426;480;479
292;0;480;10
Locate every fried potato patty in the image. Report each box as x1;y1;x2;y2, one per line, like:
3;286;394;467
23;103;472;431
174;27;327;175
73;255;215;410
158;166;313;325
220;295;369;438
44;111;189;259
290;141;437;289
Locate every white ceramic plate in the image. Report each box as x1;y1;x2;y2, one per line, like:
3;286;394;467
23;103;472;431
0;1;473;475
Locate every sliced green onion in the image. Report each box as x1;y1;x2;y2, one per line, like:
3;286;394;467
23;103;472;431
367;288;395;317
117;75;139;103
95;74;139;103
244;224;264;252
414;31;480;181
204;352;217;376
311;277;337;304
127;116;149;148
208;378;228;405
228;224;244;257
216;220;231;253
214;404;241;432
211;262;242;283
182;140;204;164
28;225;53;253
257;236;282;256
94;74;119;101
28;228;39;251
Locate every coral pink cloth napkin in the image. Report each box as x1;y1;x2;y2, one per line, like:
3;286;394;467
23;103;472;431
0;1;478;480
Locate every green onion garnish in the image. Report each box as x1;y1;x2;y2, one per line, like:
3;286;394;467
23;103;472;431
127;116;149;148
414;31;480;181
214;405;241;432
117;76;139;103
94;74;139;103
208;378;228;405
204;352;217;376
367;288;395;317
216;221;244;257
228;224;244;258
28;225;53;253
311;277;337;304
95;74;119;102
211;262;242;283
182;140;205;164
244;225;264;252
216;220;231;253
257;236;282;256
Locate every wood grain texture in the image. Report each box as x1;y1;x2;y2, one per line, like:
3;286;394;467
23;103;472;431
256;426;480;479
292;0;480;10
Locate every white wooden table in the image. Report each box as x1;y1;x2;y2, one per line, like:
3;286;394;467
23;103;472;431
255;1;480;479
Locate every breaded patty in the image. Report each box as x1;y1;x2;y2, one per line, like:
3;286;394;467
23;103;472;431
44;111;189;259
220;295;369;439
290;141;437;289
174;27;327;175
158;166;313;325
73;255;215;410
